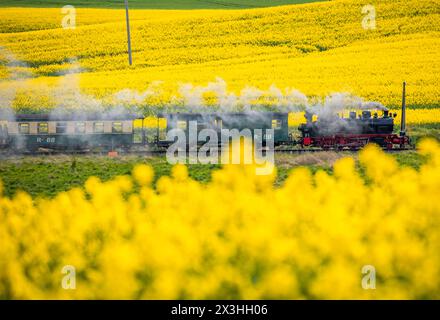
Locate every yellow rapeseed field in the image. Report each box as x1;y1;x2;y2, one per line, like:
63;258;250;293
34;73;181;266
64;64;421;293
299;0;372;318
0;0;439;112
1;0;439;301
1;139;440;299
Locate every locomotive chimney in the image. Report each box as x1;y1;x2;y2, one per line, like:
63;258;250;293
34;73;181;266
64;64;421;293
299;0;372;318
400;81;406;137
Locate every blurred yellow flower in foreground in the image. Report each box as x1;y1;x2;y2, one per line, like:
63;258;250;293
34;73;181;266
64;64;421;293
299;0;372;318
1;140;440;299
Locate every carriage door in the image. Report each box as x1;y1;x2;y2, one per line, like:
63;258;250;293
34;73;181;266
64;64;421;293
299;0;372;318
0;123;5;144
157;117;167;143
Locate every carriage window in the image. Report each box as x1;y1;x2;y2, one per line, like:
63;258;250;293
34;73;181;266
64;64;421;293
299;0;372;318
158;117;167;129
19;123;30;134
75;122;85;133
158;118;167;141
112;122;123;133
38;123;48;134
272;119;282;129
215;119;223;129
94;122;104;133
56;122;67;134
177;121;187;130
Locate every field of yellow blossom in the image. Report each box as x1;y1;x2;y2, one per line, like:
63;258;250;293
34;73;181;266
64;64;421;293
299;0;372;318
0;139;439;299
0;0;440;301
0;0;439;112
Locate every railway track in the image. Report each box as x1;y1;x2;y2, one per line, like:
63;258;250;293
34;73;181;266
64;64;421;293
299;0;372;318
0;147;415;157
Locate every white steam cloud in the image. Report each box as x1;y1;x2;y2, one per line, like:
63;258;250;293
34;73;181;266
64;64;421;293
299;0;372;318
114;80;163;105
306;92;387;120
175;77;309;112
173;78;384;117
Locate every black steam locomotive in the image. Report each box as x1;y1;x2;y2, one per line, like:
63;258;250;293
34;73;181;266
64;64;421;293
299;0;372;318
298;109;409;149
297;82;410;149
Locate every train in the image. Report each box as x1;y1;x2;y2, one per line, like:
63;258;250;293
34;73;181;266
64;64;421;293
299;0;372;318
0;84;411;152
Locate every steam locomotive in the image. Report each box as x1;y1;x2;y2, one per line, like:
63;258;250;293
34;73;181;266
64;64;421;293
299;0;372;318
0;84;411;152
297;82;410;149
298;108;409;149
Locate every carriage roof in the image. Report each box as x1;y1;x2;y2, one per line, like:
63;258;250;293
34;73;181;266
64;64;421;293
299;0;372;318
12;113;143;122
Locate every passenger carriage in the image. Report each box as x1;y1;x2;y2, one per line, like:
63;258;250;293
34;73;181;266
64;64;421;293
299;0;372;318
155;112;290;146
4;113;142;151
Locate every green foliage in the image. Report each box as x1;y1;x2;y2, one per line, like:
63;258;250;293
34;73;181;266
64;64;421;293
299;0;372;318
0;0;325;9
0;150;425;198
0;155;219;198
407;123;440;145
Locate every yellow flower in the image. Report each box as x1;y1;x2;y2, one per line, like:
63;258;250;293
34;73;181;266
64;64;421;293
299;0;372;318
172;164;188;181
132;164;154;186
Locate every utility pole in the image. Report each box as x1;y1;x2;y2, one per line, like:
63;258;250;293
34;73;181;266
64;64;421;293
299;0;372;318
124;0;133;65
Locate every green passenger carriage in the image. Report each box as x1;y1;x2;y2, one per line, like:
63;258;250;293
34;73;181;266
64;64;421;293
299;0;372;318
5;114;142;151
